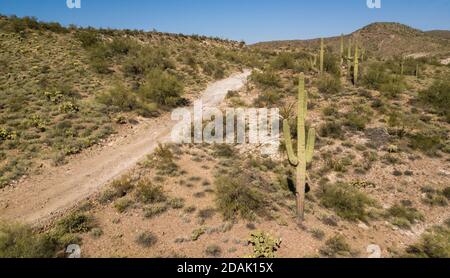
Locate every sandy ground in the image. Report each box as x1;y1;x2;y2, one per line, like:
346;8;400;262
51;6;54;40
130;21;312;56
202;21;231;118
0;70;251;225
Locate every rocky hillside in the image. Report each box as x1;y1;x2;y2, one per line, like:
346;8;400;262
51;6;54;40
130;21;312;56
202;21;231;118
0;15;258;187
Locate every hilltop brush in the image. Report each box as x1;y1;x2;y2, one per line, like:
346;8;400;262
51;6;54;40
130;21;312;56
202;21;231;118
283;73;316;223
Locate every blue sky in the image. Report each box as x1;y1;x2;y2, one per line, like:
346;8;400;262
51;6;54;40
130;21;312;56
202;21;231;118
0;0;449;43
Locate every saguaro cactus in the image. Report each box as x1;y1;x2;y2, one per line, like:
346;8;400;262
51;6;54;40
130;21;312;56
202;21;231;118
283;73;316;223
340;34;344;67
353;46;359;85
347;38;352;76
319;38;324;74
400;56;404;76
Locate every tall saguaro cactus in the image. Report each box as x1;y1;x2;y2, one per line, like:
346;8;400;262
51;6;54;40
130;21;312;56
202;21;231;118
353;46;359;85
319;38;324;74
347;38;352;76
400;56;404;76
340;34;344;67
283;73;316;223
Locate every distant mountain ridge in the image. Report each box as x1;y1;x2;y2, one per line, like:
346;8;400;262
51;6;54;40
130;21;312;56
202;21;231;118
253;22;450;58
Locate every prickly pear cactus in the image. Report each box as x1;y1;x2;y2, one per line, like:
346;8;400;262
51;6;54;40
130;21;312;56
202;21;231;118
247;231;282;258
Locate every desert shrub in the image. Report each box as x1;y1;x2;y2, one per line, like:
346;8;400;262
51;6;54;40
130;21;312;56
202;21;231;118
443;187;450;200
114;198;133;213
135;180;166;204
362;63;390;89
213;144;235;158
111;175;134;196
323;52;341;76
270;52;296;70
123;47;174;76
251;70;282;88
320;121;343;139
320;183;376;222
385;204;424;229
320;235;351;257
146;144;179;176
205;245;222;257
379;75;406;98
139;69;184;107
408;133;442;156
76;31;99;48
0;222;57;258
97;83;139;111
344;105;373;131
311;229;326;240
215;175;265;221
202;61;225;79
56;213;95;234
405;226;450;258
254;89;281;107
143;204;168;218
108;37;137;55
136;232;157;247
317;74;342;94
419;80;450;122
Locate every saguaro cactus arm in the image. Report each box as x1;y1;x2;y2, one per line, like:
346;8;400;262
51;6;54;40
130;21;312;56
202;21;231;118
283;120;298;166
306;128;316;163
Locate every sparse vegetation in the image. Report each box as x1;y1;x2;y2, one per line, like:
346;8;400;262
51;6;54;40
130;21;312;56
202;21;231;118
320;183;376;222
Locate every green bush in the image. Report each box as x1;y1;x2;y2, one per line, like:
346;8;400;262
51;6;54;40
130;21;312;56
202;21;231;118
271;52;296;70
320;235;351;257
97;83;139;112
419;80;450;122
319;121;344;139
136;232;157;247
320;183;376;222
76;31;99;48
251;70;282;88
139;69;184;107
405;226;450;258
135;179;166;204
0;222;57;258
215;175;265;221
385;204;424;229
409;133;442;156
317;74;342;95
56;213;95;234
123;47;175;76
323;52;340;76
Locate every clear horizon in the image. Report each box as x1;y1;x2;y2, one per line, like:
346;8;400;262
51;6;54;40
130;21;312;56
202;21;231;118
0;0;449;44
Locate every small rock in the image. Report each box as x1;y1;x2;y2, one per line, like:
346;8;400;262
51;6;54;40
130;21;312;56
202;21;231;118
358;222;369;230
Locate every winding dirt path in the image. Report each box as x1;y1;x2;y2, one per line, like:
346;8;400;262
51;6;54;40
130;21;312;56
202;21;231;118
0;70;251;225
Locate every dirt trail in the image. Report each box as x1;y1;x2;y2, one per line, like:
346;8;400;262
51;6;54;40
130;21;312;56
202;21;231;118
0;70;251;225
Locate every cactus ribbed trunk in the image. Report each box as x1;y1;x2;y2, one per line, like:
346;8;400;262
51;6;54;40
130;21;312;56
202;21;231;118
354;46;359;85
319;38;324;74
347;38;352;76
283;73;316;223
400;56;404;76
340;34;344;67
296;75;307;222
